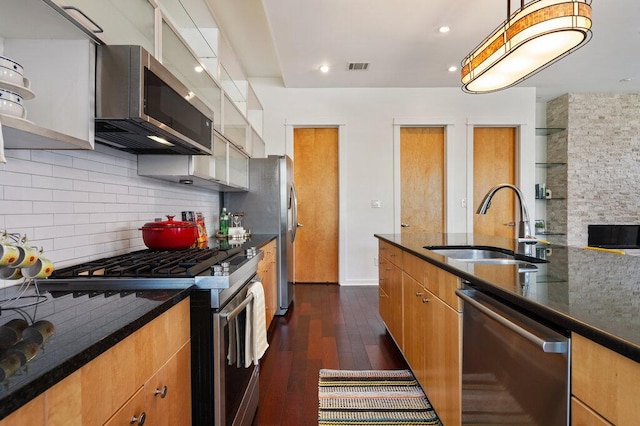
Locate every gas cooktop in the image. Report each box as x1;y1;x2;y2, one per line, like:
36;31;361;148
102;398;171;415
37;246;263;293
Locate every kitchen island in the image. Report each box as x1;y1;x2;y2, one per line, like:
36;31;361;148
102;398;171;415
376;232;640;361
376;232;640;425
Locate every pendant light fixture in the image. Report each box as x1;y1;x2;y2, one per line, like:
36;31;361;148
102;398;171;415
461;0;592;93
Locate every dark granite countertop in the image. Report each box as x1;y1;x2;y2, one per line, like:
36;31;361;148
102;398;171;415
375;233;640;363
0;285;190;419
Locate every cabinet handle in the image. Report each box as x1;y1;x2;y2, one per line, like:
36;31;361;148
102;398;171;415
154;385;168;398
422;298;430;303
415;292;423;297
130;412;146;425
62;6;104;33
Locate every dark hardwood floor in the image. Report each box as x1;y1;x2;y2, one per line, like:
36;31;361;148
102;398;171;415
252;284;408;426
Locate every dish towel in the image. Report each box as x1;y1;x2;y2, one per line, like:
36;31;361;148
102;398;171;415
244;281;269;367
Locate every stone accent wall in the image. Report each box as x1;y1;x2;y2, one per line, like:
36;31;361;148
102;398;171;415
546;93;640;247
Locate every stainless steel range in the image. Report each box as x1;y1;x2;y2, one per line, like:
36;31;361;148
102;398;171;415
37;245;264;426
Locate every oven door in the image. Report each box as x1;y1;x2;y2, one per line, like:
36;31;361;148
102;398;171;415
214;285;260;426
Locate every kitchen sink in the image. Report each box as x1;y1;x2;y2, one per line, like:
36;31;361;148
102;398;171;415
424;245;548;267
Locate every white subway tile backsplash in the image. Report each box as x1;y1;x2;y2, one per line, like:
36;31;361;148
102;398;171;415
5;214;54;229
74;203;106;214
0;200;33;215
0;171;33;187
33;201;74;214
32;175;73;191
54;213;91;226
72;157;107;173
4;186;53;201
4;157;53;176
103;183;128;194
33;225;75;240
31;150;74;168
0;144;219;274
54;234;92;250
52;165;89;181
53;190;89;203
73;180;105;193
91;192;117;204
4;150;31;161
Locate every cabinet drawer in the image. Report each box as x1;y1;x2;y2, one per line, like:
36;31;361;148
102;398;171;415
260;239;277;260
424;262;462;312
379;240;401;266
571;397;613;426
572;333;640;425
403;251;425;284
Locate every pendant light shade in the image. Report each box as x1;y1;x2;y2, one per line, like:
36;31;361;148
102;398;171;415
461;0;592;93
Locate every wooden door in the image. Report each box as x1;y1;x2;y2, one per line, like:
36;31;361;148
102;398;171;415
473;127;516;239
293;128;339;283
400;127;445;233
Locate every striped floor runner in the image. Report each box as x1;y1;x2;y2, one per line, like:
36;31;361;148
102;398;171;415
318;369;442;425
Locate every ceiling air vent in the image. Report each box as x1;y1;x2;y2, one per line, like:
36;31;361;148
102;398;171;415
347;62;370;71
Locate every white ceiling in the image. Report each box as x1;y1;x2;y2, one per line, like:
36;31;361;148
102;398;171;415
206;0;640;102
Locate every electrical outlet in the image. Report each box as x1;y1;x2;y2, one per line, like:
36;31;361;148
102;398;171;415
373;257;378;266
371;200;381;208
461;198;467;208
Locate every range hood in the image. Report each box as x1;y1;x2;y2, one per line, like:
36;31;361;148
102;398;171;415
95;45;213;155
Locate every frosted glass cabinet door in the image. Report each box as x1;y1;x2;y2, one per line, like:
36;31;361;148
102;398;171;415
213;133;228;183
50;0;155;52
228;144;248;190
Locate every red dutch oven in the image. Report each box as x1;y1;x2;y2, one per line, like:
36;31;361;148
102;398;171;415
139;215;198;250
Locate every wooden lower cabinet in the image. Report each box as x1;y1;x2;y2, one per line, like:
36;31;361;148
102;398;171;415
259;239;278;329
572;332;640;425
403;273;426;386
106;342;191;426
0;394;44;425
3;297;191;426
423;287;461;426
378;253;403;349
571;397;613;426
379;243;462;425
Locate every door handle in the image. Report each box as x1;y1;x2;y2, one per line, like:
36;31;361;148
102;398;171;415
401;223;410;228
297;223;304;228
505;222;515;227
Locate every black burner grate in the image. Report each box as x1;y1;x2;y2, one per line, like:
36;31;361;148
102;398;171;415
50;248;238;278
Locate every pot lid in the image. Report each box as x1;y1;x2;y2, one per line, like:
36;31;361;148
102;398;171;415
141;215;197;229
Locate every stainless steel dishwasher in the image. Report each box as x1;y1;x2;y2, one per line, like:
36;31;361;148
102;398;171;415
456;288;569;426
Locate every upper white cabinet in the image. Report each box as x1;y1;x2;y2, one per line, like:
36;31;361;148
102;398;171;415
48;0;156;52
223;95;249;154
0;0;95;151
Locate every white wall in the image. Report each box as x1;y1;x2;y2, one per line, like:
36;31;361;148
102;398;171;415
251;78;537;285
0;144;220;288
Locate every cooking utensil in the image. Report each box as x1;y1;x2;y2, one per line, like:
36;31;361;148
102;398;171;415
139;215;198;250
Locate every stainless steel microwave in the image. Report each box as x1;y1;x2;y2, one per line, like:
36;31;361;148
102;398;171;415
95;45;213;155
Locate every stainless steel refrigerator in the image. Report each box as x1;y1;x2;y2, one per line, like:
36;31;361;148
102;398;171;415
224;155;298;315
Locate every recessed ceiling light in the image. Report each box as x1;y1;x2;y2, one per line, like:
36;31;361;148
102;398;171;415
448;66;458;72
438;26;451;33
194;65;204;73
319;65;330;73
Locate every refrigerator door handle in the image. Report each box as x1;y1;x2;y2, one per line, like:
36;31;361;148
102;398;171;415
290;184;299;242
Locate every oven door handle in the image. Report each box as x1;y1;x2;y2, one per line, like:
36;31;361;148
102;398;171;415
221;293;254;323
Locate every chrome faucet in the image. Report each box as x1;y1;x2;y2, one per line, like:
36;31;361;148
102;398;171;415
476;184;537;244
